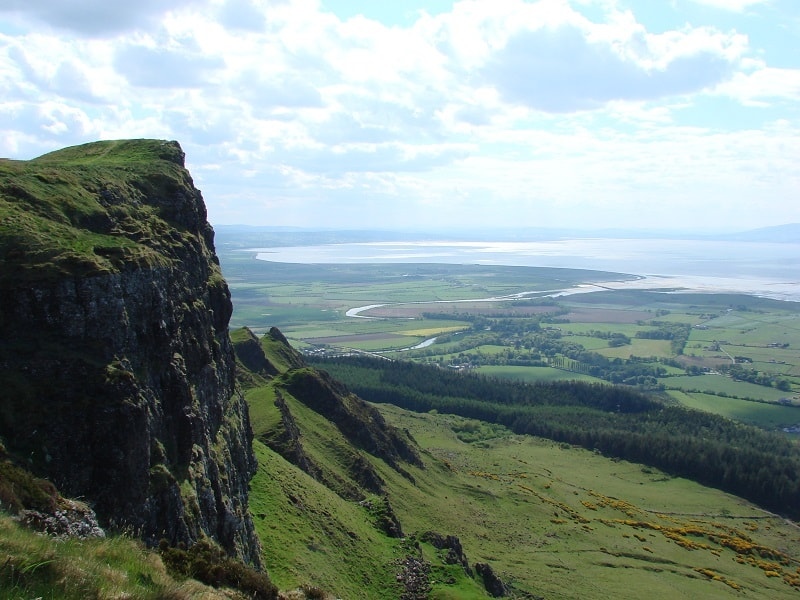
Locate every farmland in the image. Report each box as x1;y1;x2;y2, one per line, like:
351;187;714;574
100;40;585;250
217;246;800;434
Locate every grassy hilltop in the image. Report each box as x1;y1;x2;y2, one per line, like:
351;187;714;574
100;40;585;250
0;139;199;282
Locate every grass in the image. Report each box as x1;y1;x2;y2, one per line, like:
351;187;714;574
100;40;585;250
597;338;673;359
663;375;790;402
248;439;402;598
238;330;800;599
0;515;236;599
399;325;469;337
342;337;423;351
241;350;404;598
557;323;653;336
243;386;281;436
12;310;798;600
0;139;198;283
371;404;800;600
194;240;800;594
667;390;800;428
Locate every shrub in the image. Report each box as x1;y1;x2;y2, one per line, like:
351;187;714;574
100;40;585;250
300;583;328;599
159;538;278;599
0;460;59;513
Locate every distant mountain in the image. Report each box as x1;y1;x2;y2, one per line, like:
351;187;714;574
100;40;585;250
715;223;800;243
214;223;800;245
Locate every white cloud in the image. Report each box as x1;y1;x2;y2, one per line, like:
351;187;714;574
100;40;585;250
686;0;770;12
480;25;736;112
113;41;226;88
715;67;800;104
237;71;324;109
0;0;796;232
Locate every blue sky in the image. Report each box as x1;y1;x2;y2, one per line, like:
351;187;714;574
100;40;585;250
1;0;798;232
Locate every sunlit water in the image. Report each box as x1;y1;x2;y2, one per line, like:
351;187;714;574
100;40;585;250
252;239;800;302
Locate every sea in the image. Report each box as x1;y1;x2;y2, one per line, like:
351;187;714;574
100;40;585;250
252;238;800;302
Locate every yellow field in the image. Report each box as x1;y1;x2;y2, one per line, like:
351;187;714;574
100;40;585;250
400;325;468;336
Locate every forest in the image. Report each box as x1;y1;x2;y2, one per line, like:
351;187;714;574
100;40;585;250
311;356;800;520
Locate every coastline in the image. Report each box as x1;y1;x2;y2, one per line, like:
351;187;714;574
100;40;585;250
252;238;800;303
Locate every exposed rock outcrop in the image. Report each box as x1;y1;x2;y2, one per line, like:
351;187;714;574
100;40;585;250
0;140;260;565
420;531;472;577
270;390;325;481
18;499;105;540
475;562;509;598
396;549;431;600
360;495;404;538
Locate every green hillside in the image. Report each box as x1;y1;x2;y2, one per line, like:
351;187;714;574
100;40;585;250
3;322;800;598
235;328;800;599
234;326;489;598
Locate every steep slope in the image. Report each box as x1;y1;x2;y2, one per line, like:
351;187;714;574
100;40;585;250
0;140;259;564
233;328;500;597
233;327;800;599
233;326;421;501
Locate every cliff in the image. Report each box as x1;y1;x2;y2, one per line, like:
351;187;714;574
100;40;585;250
0;140;260;565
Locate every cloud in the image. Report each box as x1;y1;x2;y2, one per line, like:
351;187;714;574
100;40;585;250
163;108;240;145
686;0;770;11
480;24;735;112
0;0;198;36
1;0;797;232
275;142;472;175
50;60;97;102
452;103;495;126
113;43;225;88
715;67;800;104
313;112;399;145
217;0;267;32
0;101;96;148
236;71;324;109
3;39;118;105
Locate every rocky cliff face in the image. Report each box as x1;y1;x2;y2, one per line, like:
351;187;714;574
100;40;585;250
0;140;260;565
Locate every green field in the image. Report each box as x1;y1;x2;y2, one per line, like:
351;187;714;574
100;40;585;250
376;405;800;600
217;242;800;432
663;374;790;401
598;338;674;359
667;390;800;429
